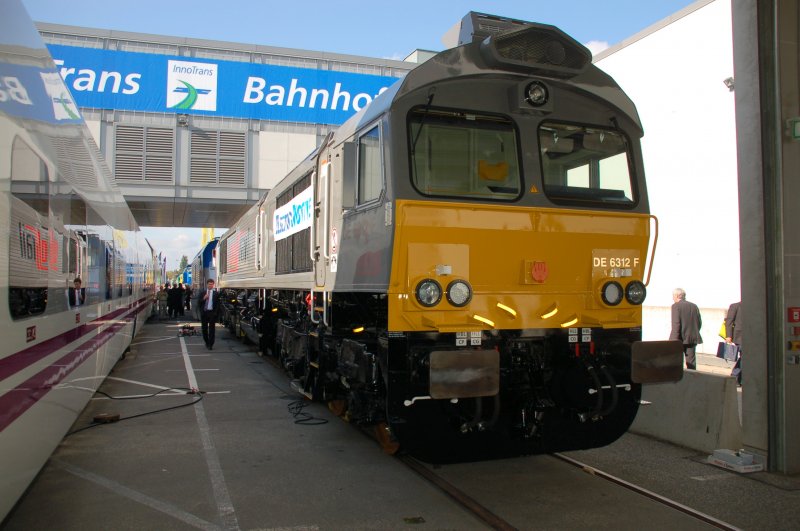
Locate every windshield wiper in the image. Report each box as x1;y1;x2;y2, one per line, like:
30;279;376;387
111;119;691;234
411;89;435;156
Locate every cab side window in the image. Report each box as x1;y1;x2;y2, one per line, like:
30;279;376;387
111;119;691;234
357;125;382;205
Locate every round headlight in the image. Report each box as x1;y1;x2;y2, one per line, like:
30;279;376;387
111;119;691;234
415;279;442;307
446;280;472;307
601;281;623;306
625;281;647;305
525;81;548;106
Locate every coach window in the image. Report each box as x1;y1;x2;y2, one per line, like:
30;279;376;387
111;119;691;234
539;123;635;207
8;137;50;320
357;125;382;205
409;108;521;200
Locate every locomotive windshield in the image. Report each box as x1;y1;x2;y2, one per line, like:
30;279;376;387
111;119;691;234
539;122;636;206
409;108;521;200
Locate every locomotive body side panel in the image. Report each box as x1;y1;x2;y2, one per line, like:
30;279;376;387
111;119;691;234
326;116;395;293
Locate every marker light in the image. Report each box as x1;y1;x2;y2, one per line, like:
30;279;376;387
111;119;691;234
352;326;365;333
415;279;442;307
446;280;472;307
472;314;495;327
560;315;579;328
496;303;517;318
625;281;647;305
525;81;549;106
540;304;559;319
601;281;624;306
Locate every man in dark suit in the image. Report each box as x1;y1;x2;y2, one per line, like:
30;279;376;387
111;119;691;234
168;283;182;319
68;278;86;307
725;301;743;385
670;288;703;370
199;279;220;349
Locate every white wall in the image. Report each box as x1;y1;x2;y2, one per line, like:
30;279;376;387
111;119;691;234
257;131;317;190
596;0;740;334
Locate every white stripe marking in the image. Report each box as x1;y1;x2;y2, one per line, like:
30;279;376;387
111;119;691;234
179;336;240;530
52;459;221;530
130;336;177;345
90;390;231;400
105;376;184;391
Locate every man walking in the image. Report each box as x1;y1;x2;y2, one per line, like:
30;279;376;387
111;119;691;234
725;301;743;385
670;288;703;370
200;278;220;350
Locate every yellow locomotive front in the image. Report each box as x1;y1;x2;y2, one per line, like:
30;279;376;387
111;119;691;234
390;123;651;334
377;14;682;461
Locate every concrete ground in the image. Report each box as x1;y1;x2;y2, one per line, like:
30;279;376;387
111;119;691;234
2;317;796;530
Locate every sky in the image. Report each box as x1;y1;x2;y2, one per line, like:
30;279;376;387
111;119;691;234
20;0;699;269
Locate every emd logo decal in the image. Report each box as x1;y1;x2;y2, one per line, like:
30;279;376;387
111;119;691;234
166;60;218;111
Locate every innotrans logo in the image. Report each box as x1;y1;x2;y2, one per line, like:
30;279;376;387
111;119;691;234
167;60;217;111
40;71;81;121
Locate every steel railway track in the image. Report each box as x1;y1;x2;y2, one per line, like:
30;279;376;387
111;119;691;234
398;452;740;530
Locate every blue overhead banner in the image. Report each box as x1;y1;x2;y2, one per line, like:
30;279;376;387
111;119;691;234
46;44;401;125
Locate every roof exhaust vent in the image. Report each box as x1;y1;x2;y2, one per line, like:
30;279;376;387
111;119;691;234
442;12;529;49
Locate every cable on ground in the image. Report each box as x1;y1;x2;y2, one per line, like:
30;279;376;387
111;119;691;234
66;387;203;437
287;400;328;425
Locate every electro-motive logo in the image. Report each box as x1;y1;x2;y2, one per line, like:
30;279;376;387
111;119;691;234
166;60;218;111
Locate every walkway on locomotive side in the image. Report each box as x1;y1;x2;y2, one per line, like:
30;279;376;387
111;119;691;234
2;317;798;530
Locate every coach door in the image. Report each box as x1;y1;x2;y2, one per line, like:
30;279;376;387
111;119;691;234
314;156;330;289
313;133;335;290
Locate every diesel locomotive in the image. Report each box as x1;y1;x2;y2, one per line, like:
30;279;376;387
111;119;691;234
217;12;682;461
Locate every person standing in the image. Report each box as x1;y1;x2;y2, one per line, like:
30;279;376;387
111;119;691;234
168;283;181;319
725;301;743;385
177;282;185;316
200;278;220;349
156;285;168;319
68;278;85;307
184;285;192;312
670;288;703;370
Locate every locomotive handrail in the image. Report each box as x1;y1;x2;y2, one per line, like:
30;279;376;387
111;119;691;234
255;208;262;271
321;161;331;261
323;291;329;327
309;288;319;324
312;132;335;269
308;289;330;326
645;214;659;286
310;169;318;263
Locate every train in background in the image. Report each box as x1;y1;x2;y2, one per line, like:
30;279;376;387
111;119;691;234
0;0;159;519
190;237;218;319
217;12;684;462
172;267;191;287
